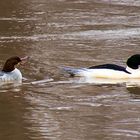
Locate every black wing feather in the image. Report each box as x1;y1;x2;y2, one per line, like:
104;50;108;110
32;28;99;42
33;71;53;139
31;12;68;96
89;64;130;74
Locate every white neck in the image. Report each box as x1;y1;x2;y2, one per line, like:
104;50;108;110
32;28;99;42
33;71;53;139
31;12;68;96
126;66;139;73
10;68;22;80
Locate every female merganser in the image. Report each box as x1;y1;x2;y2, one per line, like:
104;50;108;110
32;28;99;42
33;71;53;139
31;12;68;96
0;56;28;83
62;54;140;79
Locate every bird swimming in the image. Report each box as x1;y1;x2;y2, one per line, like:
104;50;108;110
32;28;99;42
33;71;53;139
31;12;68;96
0;56;28;83
62;54;140;79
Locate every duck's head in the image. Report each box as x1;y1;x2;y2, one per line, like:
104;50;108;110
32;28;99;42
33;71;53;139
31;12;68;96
2;56;29;72
127;54;140;69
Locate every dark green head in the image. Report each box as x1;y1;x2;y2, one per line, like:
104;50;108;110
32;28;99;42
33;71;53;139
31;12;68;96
127;54;140;69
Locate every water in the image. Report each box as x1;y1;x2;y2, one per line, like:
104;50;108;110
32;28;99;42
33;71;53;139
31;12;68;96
0;0;140;140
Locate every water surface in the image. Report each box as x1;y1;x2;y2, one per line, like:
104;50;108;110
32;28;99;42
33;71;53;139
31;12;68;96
0;0;140;140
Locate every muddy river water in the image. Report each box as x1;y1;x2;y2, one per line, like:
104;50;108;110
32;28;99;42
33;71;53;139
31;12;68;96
0;0;140;140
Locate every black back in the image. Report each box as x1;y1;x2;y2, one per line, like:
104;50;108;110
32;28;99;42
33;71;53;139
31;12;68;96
88;64;131;74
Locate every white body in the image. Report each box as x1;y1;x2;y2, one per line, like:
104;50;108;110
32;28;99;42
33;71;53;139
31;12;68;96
79;68;140;79
0;68;22;83
65;66;140;79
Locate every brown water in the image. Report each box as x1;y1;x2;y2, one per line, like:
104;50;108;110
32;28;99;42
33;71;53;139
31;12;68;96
0;0;140;140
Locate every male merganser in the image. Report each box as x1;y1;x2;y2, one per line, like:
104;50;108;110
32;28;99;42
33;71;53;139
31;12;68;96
0;56;28;83
62;54;140;79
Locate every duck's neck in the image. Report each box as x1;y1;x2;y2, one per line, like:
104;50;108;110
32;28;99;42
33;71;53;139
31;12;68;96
126;66;138;73
10;68;22;81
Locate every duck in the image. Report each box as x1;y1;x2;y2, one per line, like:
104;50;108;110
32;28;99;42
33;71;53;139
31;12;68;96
62;54;140;79
0;56;28;83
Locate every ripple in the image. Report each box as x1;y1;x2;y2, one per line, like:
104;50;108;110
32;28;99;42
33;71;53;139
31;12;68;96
99;0;140;7
0;17;40;21
62;28;140;40
111;129;140;137
0;27;140;43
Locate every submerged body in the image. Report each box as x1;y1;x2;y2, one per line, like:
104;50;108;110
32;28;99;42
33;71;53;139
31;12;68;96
62;54;140;80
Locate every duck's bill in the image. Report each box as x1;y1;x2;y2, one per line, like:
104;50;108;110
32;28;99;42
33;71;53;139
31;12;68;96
20;56;29;64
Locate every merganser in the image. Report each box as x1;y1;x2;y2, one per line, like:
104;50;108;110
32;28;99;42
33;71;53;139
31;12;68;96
62;54;140;79
0;56;28;83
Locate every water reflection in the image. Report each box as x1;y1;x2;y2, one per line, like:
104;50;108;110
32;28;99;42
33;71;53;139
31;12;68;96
24;94;61;139
127;86;140;100
0;91;30;140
